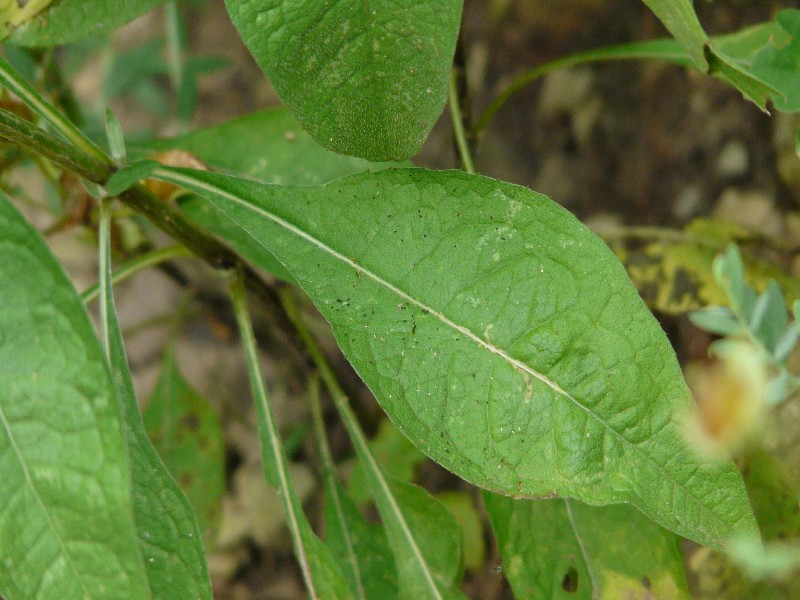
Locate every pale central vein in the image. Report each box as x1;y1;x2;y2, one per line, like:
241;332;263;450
158;168;722;530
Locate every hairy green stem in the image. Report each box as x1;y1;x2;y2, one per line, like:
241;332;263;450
0;108;111;181
448;69;476;175
0;55;108;163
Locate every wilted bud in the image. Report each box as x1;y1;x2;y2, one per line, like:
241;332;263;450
684;340;767;458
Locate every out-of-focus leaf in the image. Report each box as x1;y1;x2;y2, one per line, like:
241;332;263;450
751;281;789;353
689;307;742;336
7;0;168;47
223;0;462;161
750;10;800;112
143;352;225;545
436;491;486;572
485;493;689;599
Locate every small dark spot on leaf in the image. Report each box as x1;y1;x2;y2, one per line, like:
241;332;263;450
641;576;652;590
562;566;578;592
179;472;195;487
180;413;201;431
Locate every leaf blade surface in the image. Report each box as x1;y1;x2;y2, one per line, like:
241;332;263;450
0;194;151;599
223;0;462;160
149;166;757;550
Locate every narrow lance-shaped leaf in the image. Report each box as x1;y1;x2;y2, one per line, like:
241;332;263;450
310;383;399;600
484;493;690;599
147;165;757;550
286;287;464;599
6;0;169;47
223;0;463;161
229;275;352;600
0;193;150;599
97;200;213;599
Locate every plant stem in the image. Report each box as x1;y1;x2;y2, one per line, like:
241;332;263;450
472;40;692;139
0;108;111;181
82;244;192;304
448;69;476;175
0;106;304;352
0;55;108;163
229;269;319;599
98;196;114;357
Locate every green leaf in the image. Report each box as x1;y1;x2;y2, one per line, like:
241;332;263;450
715;244;758;321
750;10;800;112
348;418;426;503
751;281;789;353
385;479;465;599
106;160;160;196
149;166;757;550
6;0;169;47
323;477;399;600
639;0;709;69
435;491;486;572
230;275;352;599
135;107;406;283
139;108;403;185
222;0;463;161
688;306;742;336
0;193;151;599
97;200;212;599
484;493;689;599
640;0;779;111
143;352;225;546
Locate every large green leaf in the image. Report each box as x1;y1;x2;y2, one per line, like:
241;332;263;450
98;203;213;598
223;0;462;161
0;194;150;599
146;165;757;550
484;494;689;599
6;0;168;47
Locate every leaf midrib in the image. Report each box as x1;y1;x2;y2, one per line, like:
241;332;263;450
159;168;731;537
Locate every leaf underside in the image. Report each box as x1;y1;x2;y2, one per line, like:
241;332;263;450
223;0;463;161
